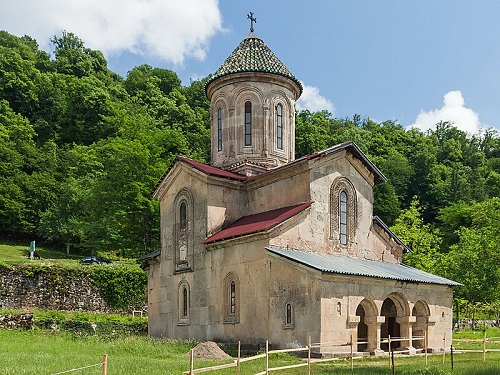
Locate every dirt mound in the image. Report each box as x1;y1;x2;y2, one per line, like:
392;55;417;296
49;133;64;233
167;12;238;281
189;341;232;360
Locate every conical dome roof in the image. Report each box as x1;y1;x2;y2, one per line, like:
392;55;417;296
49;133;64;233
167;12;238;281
206;33;303;94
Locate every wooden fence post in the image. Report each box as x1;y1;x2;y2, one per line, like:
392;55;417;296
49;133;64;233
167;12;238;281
265;340;269;375
388;335;392;367
350;332;354;372
451;344;454;372
425;331;428;365
483;329;487;361
391;346;395;375
442;334;446;364
307;336;311;375
102;354;107;375
190;349;194;375
237;341;241;374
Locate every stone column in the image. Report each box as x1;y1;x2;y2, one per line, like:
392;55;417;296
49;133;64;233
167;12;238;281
262;100;269;157
365;316;385;355
397;316;417;354
347;315;360;349
426;317;438;352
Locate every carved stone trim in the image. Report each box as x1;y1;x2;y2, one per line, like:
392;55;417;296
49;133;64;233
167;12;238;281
330;177;357;245
173;189;194;273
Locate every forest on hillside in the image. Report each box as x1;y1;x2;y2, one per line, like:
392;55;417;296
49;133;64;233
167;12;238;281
1;30;499;309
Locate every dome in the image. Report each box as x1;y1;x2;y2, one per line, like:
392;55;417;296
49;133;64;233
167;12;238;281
205;33;303;95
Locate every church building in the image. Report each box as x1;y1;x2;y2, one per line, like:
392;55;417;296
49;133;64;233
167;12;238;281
143;20;459;355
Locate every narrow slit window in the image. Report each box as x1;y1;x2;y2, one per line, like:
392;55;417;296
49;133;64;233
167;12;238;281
244;101;252;146
276;104;283;149
339;191;348;244
286;303;292;325
230;280;236;315
180;202;187;230
182;287;188;317
217;108;222;151
179;201;188;262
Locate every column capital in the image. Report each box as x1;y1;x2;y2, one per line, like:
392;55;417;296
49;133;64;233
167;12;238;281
347;315;360;327
397;316;416;324
365;316;385;325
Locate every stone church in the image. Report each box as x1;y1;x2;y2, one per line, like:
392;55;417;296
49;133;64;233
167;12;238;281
143;25;459;354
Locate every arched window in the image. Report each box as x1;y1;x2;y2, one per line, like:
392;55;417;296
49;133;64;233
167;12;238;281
276;104;283;149
339;191;348;244
182;287;188;317
244;101;252;146
179;201;187;262
330;178;357;246
223;273;239;323
284;302;294;329
217;108;222;151
230;280;236;315
174;190;193;272
178;281;190;325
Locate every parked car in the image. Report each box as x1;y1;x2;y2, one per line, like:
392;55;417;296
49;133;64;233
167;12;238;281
79;256;110;265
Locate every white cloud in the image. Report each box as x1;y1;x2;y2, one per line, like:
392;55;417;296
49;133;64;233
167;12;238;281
408;91;480;134
1;0;223;65
296;83;335;113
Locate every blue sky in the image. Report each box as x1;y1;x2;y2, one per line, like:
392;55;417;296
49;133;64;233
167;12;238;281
2;1;499;133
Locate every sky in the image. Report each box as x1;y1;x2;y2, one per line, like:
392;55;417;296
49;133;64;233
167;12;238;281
2;1;500;133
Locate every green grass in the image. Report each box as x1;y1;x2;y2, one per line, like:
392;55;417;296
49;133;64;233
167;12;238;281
2;329;500;374
0;241;82;265
0;241;140;269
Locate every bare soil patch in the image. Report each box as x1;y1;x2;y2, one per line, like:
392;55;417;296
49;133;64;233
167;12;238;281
189;341;232;360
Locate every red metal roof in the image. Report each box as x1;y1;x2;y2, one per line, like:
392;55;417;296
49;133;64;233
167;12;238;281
177;156;248;181
202;202;313;244
304;141;386;183
152;141;387;197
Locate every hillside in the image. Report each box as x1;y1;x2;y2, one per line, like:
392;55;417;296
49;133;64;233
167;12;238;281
0;30;499;309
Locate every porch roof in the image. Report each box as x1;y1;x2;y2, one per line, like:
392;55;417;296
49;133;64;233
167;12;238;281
202;202;313;244
266;247;461;286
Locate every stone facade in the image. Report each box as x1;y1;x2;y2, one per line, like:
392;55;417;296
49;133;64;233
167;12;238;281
144;31;458;355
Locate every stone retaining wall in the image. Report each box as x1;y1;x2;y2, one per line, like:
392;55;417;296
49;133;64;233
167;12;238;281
0;266;110;312
454;318;500;331
0;313;34;330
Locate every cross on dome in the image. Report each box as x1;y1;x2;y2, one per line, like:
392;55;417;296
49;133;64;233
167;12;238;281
247;12;256;32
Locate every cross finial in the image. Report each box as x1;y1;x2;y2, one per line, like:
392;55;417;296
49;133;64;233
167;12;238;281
247;12;256;32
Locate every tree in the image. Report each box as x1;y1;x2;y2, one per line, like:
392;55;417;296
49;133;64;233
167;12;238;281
373;183;400;226
51;31;108;78
391;197;441;273
38;177;87;254
0;100;36;234
439;198;500;304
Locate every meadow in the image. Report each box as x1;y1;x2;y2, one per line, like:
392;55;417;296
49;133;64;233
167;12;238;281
2;242;500;374
2;328;500;375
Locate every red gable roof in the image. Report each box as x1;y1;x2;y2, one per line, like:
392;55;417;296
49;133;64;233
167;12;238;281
177;156;248;181
303;141;386;184
152;141;387;197
202;202;313;244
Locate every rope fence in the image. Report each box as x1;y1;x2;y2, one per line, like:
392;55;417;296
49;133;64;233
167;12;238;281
51;354;108;375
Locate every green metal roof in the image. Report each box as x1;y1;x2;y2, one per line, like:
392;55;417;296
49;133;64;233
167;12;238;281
206;33;302;93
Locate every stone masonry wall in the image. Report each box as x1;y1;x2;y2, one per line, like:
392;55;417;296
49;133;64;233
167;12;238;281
0;266;110;312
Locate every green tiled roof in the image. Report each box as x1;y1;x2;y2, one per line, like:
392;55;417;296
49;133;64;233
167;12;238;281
206;33;302;93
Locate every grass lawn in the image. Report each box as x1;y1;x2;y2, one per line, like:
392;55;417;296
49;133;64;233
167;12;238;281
2;329;500;375
0;241;139;269
0;241;81;265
